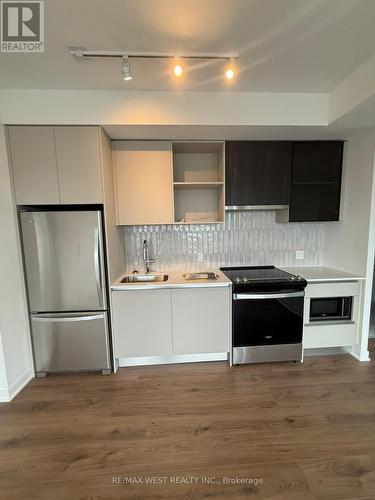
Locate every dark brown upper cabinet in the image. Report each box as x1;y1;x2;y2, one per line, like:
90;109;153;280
225;141;292;207
288;141;344;222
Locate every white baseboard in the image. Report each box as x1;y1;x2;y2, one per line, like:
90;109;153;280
350;349;371;362
118;352;228;367
0;369;34;403
0;388;10;403
304;346;351;357
304;346;371;362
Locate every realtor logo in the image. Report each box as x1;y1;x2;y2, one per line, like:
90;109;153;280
1;1;44;52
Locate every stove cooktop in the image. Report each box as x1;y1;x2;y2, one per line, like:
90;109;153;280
220;266;307;291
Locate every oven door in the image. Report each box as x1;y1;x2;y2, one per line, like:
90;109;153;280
233;291;304;347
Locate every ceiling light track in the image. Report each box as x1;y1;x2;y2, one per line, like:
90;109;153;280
69;47;238;62
69;47;238;81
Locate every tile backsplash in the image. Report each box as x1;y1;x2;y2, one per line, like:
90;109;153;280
123;211;325;272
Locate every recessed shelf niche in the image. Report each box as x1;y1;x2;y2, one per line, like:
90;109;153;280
172;141;225;224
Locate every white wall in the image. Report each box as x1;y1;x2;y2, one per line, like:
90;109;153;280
325;129;375;360
325;130;375;274
0;331;9;400
0;123;33;402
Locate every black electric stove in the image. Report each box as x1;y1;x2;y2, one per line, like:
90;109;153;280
220;266;307;292
220;266;307;365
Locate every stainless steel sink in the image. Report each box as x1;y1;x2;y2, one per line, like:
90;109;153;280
120;274;168;283
183;272;218;281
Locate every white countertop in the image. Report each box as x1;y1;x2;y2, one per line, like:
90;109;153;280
111;269;232;291
281;266;365;283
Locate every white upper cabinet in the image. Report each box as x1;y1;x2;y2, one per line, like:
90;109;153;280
8;126;60;205
114;141;174;225
8;126;104;205
55;127;103;204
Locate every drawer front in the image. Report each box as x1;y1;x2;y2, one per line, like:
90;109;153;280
31;312;110;372
305;281;360;298
303;323;358;349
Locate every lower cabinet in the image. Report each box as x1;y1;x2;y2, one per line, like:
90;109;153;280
171;288;230;354
112;289;173;358
111;287;230;360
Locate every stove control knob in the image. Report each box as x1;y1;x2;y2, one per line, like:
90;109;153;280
290;275;296;281
235;277;240;283
296;275;303;281
243;276;248;283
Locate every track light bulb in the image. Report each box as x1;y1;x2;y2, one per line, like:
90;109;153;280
225;67;234;80
173;64;183;77
121;56;132;81
225;59;236;80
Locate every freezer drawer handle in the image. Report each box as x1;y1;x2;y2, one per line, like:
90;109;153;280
233;292;304;300
31;313;104;322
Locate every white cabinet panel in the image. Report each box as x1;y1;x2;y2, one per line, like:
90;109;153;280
305;281;360;298
112;289;173;358
8;126;60;205
55;127;103;204
171;288;230;355
114;141;174;225
304;323;358;348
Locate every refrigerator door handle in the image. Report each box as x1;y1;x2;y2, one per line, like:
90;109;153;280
31;313;105;322
94;227;103;308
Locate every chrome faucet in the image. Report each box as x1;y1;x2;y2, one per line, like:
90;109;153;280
143;240;155;274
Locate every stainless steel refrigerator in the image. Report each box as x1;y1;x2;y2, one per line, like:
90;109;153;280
20;209;111;376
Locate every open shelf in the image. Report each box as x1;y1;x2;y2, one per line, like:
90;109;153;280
173;181;224;190
172;141;224;183
172;142;225;224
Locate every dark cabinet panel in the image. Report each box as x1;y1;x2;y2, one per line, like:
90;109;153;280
225;141;292;206
289;141;343;222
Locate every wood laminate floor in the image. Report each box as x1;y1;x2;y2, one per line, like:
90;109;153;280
1;342;375;500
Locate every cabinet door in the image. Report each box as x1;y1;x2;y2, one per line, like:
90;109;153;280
225;141;292;206
289;141;343;221
55;127;103;204
171;288;230;355
114;141;174;225
8;126;60;205
111;289;173;358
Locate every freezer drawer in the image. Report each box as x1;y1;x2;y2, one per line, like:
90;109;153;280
31;312;111;374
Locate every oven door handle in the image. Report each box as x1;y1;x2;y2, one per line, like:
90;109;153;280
234;292;305;300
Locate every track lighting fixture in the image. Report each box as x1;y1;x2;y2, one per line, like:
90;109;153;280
173;63;183;77
121;56;132;81
225;58;236;80
69;47;239;82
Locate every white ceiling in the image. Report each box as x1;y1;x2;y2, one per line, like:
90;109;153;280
0;0;375;92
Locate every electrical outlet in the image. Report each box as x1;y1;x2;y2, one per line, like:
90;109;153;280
295;250;305;260
197;253;204;262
